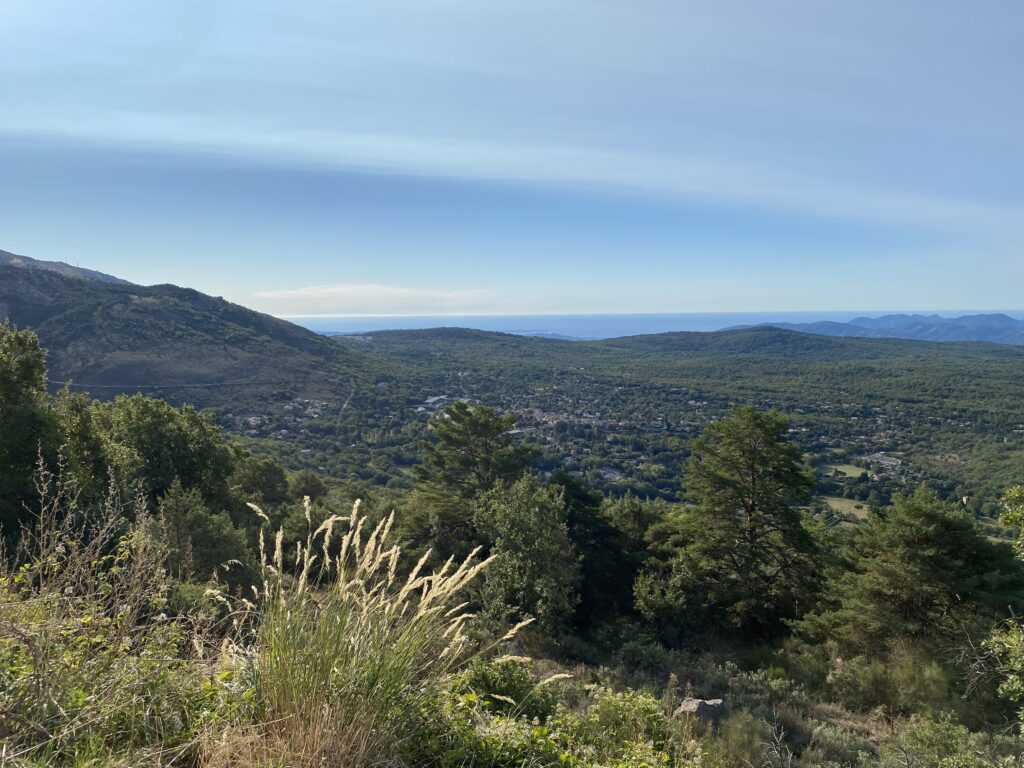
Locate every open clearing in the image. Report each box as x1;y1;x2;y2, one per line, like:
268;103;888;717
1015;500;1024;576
825;463;865;478
823;495;869;519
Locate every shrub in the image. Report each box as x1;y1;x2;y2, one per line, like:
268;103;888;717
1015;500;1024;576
617;640;675;679
878;716;1014;768
407;695;567;768
210;499;497;768
803;722;875;767
555;685;673;763
0;467;209;765
406;674;707;768
702;710;771;768
826;647;953;716
458;657;559;722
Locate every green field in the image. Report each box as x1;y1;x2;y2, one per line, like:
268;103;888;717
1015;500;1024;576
823;495;869;519
826;463;866;478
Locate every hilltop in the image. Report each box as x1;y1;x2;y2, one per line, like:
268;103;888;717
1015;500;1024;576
0;261;388;408
738;312;1024;345
0;247;132;285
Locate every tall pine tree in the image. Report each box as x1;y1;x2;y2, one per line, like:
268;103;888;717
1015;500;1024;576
636;406;817;640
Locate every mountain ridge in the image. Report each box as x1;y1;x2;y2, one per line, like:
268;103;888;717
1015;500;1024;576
0;260;383;407
0;248;133;285
729;312;1024;345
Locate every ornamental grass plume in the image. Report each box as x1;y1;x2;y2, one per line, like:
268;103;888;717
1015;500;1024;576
211;497;495;767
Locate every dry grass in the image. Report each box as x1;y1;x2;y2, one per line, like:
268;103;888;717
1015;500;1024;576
1;463;501;768
204;499;497;768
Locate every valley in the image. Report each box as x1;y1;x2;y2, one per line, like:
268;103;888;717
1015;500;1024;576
5;260;1021;519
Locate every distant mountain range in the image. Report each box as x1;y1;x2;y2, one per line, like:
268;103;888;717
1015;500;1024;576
0;248;132;285
731;314;1024;345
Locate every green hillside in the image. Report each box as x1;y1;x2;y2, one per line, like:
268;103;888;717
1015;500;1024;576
3;265;1022;509
340;327;1024;510
0;264;390;407
5;281;1024;768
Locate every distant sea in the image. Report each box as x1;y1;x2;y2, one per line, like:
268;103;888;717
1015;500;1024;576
286;311;1024;341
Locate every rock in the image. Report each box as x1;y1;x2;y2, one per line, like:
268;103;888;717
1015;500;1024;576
674;697;726;723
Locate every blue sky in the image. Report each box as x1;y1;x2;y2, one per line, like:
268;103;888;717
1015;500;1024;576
1;1;1021;315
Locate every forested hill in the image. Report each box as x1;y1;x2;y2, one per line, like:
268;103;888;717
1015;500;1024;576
343;326;1024;511
0;263;389;406
3;258;1023;509
739;312;1024;345
355;322;1024;367
0;247;131;284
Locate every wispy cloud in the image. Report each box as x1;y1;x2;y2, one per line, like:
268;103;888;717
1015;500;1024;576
7;113;1021;245
2;0;1021;312
2;0;1021;246
252;282;498;315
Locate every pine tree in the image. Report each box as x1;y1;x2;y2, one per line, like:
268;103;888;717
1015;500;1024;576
636;406;817;639
802;487;1024;656
405;402;539;559
412;402;538;503
0;323;58;537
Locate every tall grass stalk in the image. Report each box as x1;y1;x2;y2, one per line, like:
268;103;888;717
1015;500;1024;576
225;498;494;767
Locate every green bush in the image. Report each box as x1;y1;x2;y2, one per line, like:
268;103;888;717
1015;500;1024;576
702;710;771;768
406;675;705;768
555;685;673;763
403;688;567;767
458;657;559;722
878;715;1021;768
0;477;209;765
826;648;953;716
617;640;675;679
802;722;875;767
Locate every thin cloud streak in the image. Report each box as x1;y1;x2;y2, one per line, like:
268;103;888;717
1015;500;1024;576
252;282;498;315
7;116;1021;244
1;1;1021;312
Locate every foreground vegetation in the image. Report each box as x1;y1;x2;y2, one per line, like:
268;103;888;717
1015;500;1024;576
4;321;1024;766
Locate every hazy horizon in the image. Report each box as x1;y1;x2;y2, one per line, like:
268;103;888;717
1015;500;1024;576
286;309;1024;340
283;309;1024;320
